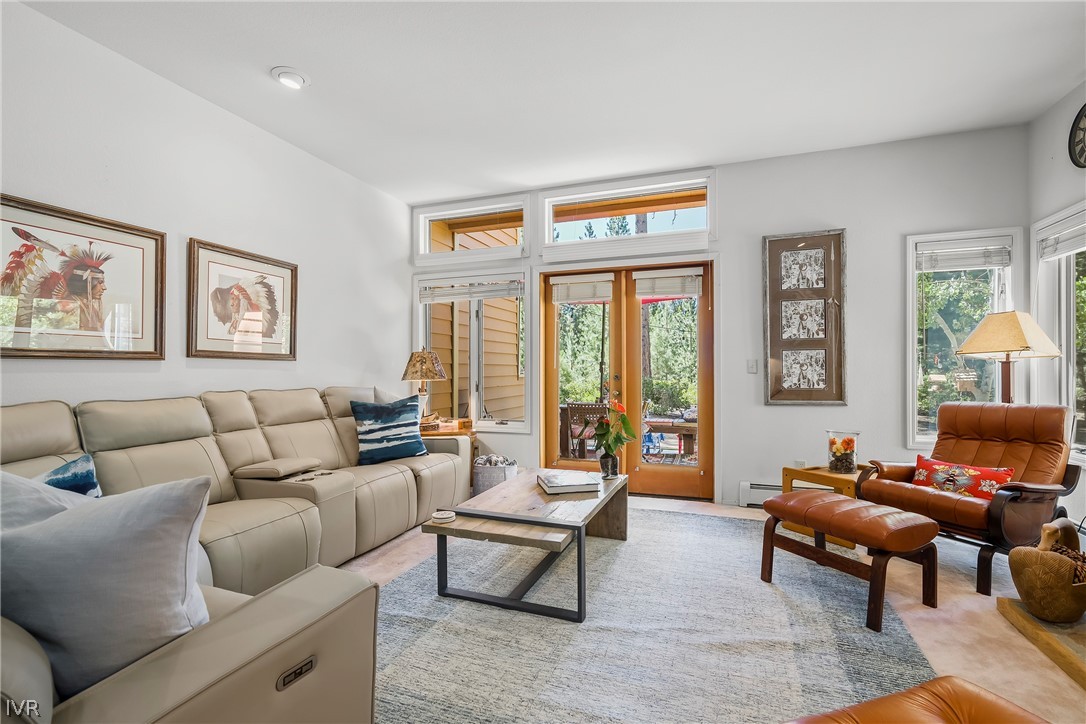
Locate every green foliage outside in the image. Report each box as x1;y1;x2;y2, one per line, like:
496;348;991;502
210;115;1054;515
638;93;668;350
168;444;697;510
915;269;997;433
557;216;699;419
641;297;698;416
558;301;608;404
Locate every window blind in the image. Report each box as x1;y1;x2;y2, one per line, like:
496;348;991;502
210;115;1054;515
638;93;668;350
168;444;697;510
549;273;613;304
419;279;524;304
632;267;703;298
1039;211;1086;262
914;237;1012;272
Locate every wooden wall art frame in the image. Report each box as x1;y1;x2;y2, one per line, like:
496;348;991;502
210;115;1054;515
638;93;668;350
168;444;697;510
763;228;846;405
187;238;297;360
0;194;165;359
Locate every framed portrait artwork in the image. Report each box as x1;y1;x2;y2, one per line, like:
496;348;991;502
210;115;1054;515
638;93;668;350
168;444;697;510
0;194;165;359
187;239;297;360
763;229;846;404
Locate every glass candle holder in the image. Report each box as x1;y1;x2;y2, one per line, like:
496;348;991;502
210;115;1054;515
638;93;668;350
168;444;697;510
827;430;859;474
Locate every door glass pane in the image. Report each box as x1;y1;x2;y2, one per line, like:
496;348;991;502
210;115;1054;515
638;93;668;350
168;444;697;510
915;269;1000;437
480;296;525;422
640;296;699;466
556;301;610;461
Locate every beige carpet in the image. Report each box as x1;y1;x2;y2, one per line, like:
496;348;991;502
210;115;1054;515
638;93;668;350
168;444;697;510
343;497;1086;723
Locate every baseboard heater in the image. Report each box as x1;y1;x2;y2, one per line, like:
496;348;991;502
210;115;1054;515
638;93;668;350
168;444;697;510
738;480;828;508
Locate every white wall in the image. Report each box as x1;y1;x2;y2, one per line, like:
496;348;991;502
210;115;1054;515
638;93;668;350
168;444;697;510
471;127;1034;503
714;126;1030;502
1028;82;1086;222
0;4;412;405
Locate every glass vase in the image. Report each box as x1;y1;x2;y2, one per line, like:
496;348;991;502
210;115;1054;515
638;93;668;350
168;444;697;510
599;451;619;479
827;430;859;474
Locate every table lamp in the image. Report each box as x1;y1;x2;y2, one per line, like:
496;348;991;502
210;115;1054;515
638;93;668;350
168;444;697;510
401;347;448;416
955;311;1061;403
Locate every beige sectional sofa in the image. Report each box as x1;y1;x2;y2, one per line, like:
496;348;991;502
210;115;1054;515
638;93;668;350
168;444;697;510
0;385;470;722
1;386;470;594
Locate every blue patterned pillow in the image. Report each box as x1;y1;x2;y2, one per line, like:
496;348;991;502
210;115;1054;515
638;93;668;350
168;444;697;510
33;454;102;498
351;396;428;465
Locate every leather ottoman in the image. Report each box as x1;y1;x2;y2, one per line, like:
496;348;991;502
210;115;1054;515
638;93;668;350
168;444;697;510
761;490;940;631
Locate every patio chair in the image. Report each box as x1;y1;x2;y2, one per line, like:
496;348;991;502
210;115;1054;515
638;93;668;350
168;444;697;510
567;402;607;459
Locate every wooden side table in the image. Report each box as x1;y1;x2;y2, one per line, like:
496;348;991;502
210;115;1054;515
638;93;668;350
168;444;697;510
780;465;872;549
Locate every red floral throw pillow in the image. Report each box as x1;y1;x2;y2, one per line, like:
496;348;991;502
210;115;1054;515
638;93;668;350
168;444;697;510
912;455;1015;501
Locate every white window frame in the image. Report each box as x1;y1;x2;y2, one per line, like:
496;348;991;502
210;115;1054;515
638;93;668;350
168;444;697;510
540;168;716;263
905;227;1019;449
413;270;531;434
1031;201;1086;461
412;193;530;268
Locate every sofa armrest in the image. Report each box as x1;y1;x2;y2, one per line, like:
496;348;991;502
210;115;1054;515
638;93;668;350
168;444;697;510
869;460;917;482
1;618;55;724
53;566;378;724
999;481;1066;495
234;471;354;505
422;434;471;461
233;457;321;480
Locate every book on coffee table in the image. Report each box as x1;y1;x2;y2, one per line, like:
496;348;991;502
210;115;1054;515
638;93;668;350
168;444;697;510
536;470;602;495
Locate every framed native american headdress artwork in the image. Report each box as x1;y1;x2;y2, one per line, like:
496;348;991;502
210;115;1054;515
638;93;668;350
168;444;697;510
763;229;846;405
187;239;297;360
0;195;165;359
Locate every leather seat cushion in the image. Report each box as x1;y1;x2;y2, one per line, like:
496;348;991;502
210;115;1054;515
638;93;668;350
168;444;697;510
200;498;320;595
764;490;939;552
340;465;417;554
862;478;990;531
788;675;1046;724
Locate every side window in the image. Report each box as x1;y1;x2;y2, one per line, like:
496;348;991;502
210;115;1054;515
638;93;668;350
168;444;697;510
908;230;1015;446
420;277;526;427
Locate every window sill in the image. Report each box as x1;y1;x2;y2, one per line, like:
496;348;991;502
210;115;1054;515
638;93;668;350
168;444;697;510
473;420;531;434
414;244;525;268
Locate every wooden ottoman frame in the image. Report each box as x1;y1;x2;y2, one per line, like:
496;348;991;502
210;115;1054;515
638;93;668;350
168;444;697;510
760;491;939;632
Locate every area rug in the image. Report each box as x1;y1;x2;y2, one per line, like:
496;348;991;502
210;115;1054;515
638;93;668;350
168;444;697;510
376;508;935;723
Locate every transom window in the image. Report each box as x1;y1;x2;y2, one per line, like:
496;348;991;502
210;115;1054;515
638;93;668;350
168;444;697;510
413;196;528;266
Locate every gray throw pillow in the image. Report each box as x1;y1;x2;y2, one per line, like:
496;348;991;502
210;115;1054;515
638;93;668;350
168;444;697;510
0;474;211;698
0;471;94;531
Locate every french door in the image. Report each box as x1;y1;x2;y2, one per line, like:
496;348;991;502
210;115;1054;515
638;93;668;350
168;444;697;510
543;263;714;499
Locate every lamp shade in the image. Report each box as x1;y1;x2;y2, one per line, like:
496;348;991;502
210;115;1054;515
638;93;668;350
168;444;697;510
955;311;1061;359
401;348;448;382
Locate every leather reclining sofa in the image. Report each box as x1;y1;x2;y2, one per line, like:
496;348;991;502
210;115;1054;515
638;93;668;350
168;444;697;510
0;386;470;723
1;385;470;595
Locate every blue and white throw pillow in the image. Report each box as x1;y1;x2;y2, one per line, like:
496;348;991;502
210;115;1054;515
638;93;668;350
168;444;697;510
351;396;428;466
34;454;101;497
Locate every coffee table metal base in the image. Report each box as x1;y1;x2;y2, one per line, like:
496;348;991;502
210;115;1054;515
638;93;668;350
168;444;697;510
435;507;587;623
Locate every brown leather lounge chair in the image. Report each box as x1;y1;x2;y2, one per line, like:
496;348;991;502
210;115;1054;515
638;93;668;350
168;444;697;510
859;402;1080;595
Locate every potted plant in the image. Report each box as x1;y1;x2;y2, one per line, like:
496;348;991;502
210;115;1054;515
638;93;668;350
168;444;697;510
594;399;637;478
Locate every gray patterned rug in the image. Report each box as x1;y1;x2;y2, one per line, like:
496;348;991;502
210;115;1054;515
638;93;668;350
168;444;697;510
376;508;934;723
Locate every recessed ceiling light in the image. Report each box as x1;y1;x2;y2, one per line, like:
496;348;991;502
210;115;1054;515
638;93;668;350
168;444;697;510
270;66;310;90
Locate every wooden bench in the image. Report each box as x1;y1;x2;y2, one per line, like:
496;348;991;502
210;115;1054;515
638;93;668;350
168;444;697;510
760;490;940;632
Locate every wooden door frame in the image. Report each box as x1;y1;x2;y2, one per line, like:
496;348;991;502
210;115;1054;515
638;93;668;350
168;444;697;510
542;262;714;499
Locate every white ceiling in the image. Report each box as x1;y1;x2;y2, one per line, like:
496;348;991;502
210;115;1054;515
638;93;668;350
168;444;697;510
28;1;1086;206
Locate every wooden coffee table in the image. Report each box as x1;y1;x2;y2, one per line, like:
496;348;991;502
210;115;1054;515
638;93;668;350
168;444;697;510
421;469;628;622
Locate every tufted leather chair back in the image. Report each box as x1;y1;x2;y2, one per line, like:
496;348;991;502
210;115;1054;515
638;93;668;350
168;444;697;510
931;402;1070;486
